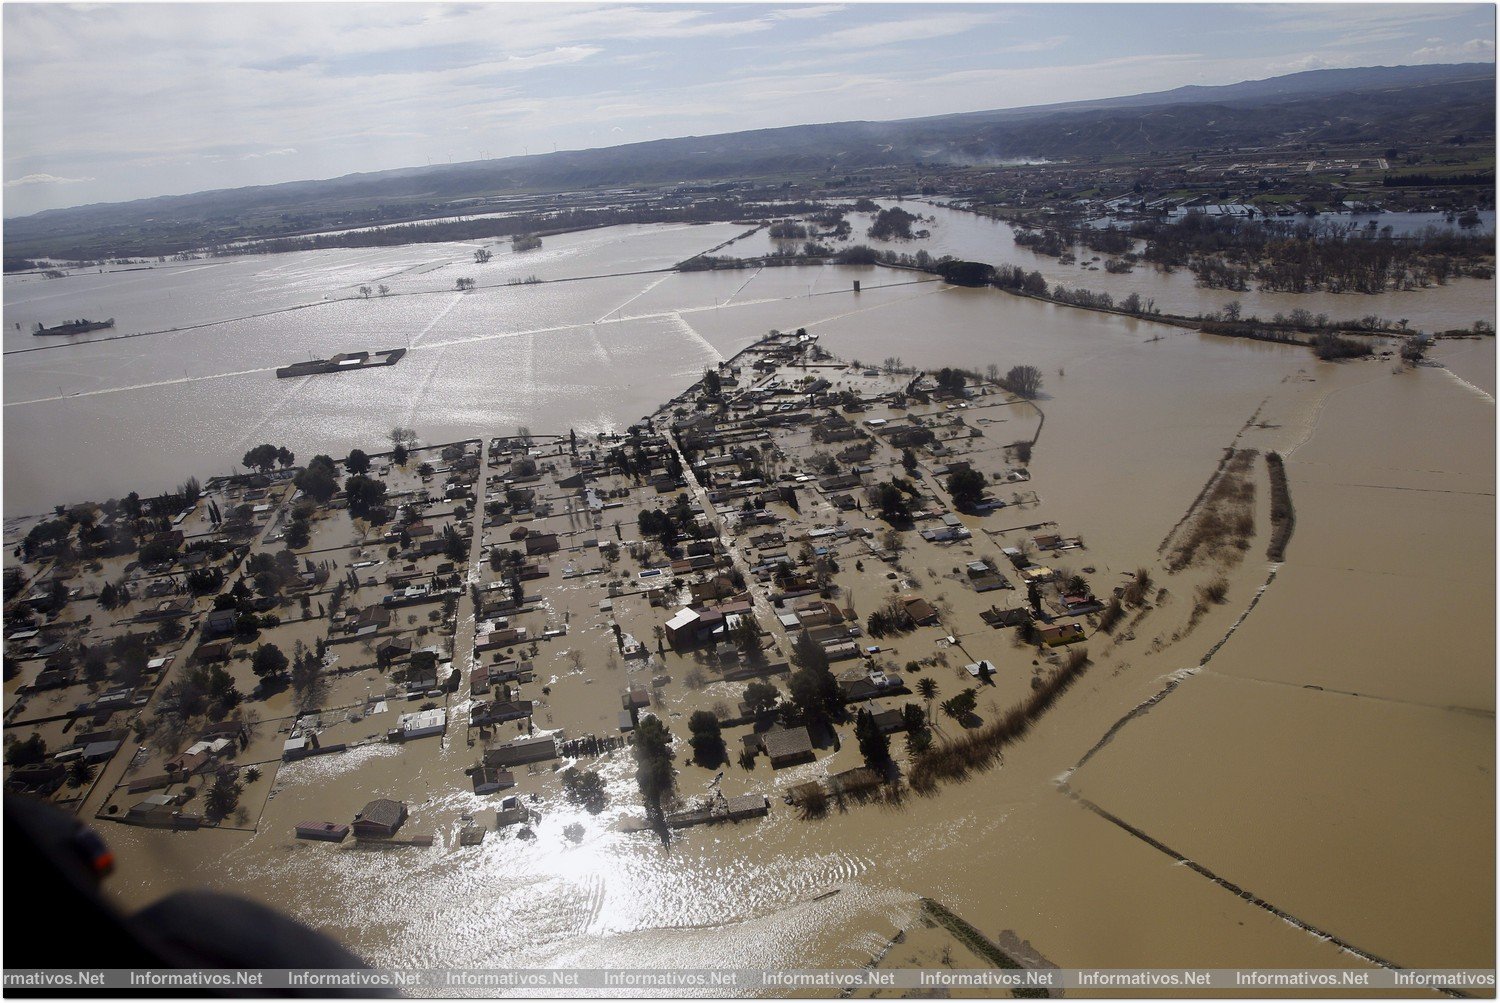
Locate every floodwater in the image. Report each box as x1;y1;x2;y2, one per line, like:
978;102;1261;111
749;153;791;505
6;219;1494;982
723;200;1496;334
1068;339;1497;968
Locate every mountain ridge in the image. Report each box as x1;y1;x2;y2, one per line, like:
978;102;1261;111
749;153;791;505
5;62;1492;257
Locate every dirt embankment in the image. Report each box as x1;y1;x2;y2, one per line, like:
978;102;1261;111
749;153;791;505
1164;448;1258;572
909;649;1092;794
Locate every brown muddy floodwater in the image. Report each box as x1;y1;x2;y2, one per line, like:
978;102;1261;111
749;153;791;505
7;220;1494;988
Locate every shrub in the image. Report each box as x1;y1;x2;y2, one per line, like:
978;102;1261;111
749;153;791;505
1312;333;1370;361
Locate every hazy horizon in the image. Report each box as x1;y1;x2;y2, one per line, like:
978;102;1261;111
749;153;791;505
3;2;1495;218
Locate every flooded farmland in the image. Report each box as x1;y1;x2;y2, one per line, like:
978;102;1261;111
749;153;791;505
4;216;1493;983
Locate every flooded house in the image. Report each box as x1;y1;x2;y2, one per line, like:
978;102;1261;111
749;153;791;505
901;595;940;626
127;794;199;829
1037;621;1087;647
471;699;533;727
965;560;1009;592
282;731;321;761
351;799;408;840
483;734;557;768
759;725;815;768
7;762;65;795
471;768;515;795
394;707;447;740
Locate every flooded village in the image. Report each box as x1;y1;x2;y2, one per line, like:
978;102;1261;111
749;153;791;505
4;326;1078;852
2;98;1495;987
5;261;1493;984
7;1;1500;991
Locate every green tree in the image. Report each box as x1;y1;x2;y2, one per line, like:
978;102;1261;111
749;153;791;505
902;703;932;754
941;687;978;723
443;525;467;563
935;367;967;394
251;643;289;685
743;681;780;716
241;443;280;473
204;774;242;822
561;766;609;814
284;517;310;550
916;677;938;720
633;715;674;820
5;733;47;767
788;632;840;728
345;449;371;476
687;710;724;766
854;707;891;770
294;457;339;503
871;481;911;523
83;649;111;685
732;614;763;655
946;468;987;511
67;757;96;788
344;475;387;518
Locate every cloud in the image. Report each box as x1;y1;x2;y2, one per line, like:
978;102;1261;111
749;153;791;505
997;35;1069;54
5;173;94;188
3;1;1494;216
766;5;846;22
1412;37;1496;61
802;11;1008;50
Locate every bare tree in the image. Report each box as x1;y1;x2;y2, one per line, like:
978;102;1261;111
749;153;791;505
1001;365;1044;399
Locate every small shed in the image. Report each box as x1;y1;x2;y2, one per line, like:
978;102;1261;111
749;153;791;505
295;821;350;843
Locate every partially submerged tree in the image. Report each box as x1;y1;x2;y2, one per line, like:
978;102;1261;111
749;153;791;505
204;773;243;823
788;632;841;728
344;449;371;476
946;468;987;511
854;707;891;771
633;715;674;821
743;681;780;717
687;710;724;766
251;643;289;686
1001;365;1044;399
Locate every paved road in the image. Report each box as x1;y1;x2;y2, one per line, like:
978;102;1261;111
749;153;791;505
665;434;789;655
449;444;494;715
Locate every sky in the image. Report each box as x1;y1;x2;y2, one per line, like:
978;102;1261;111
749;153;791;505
2;2;1494;216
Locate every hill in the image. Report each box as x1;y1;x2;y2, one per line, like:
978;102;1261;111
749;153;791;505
5;62;1493;260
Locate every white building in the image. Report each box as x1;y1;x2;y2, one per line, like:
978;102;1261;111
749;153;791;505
396;707;447;740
